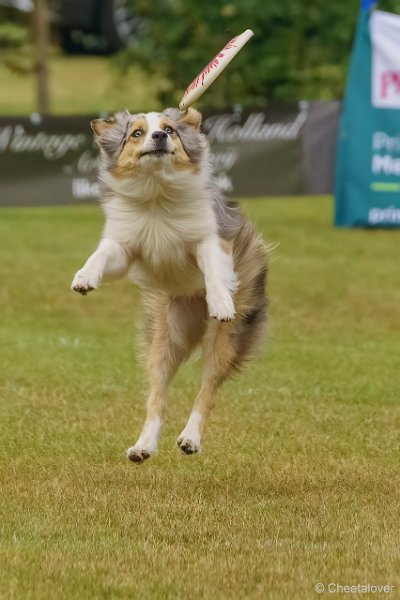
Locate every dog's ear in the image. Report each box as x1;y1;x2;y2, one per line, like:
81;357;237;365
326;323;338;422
180;108;202;130
90;117;116;136
90;111;132;157
163;107;202;130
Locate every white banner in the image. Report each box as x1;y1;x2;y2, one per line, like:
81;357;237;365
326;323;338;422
371;10;400;109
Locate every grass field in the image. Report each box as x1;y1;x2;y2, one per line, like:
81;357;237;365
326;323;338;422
0;52;162;115
0;196;399;599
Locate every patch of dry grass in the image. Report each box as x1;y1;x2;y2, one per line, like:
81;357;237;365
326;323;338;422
0;197;399;599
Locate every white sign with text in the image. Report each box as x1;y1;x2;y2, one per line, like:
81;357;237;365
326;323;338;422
371;10;400;109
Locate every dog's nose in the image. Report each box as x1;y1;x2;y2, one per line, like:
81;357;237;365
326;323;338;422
151;130;168;141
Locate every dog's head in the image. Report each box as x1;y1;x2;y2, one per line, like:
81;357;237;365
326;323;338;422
91;108;208;179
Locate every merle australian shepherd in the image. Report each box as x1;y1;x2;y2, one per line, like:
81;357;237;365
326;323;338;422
71;107;267;463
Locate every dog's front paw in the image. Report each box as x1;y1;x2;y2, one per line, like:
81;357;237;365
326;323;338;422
177;436;201;455
207;291;236;322
126;444;156;464
71;269;100;295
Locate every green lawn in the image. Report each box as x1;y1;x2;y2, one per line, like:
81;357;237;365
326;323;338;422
0;52;163;115
0;197;399;599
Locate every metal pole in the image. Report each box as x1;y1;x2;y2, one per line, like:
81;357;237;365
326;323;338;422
33;0;50;114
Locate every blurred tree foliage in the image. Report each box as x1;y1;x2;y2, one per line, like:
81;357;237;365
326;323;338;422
3;0;400;108
118;0;400;107
0;7;29;49
0;7;32;75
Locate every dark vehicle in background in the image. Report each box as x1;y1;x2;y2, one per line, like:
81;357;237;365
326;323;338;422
56;0;140;54
0;0;140;54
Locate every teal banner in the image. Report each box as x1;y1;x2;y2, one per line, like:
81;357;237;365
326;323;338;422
335;9;400;227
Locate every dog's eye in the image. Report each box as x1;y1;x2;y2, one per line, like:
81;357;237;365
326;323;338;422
132;129;143;138
164;126;174;135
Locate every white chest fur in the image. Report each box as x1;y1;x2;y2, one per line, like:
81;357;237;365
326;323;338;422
101;169;217;294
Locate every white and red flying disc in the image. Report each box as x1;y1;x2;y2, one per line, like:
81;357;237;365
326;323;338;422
179;29;254;111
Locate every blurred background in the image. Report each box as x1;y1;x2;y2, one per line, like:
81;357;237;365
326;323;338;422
3;0;396;206
2;1;400;207
1;0;399;115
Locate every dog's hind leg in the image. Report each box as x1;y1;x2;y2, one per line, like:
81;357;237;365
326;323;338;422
127;294;207;463
177;320;238;455
178;260;267;455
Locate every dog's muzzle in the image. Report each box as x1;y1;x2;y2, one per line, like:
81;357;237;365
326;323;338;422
140;130;173;158
152;130;168;145
151;130;168;152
